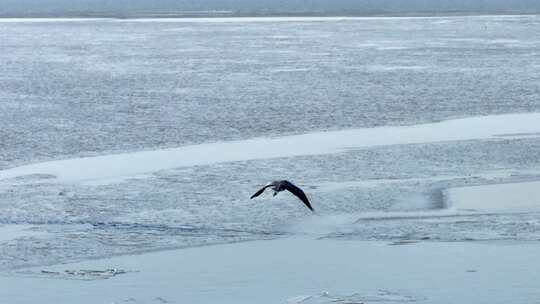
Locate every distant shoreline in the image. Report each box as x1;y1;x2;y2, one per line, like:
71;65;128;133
0;10;539;19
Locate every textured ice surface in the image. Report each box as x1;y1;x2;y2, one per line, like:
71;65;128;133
12;268;133;281
0;225;47;242
1;112;539;183
1;15;540;170
287;290;423;304
1;15;540;271
1;132;540;270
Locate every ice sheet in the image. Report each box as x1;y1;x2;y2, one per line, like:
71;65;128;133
446;181;540;212
1;238;540;304
1;113;539;184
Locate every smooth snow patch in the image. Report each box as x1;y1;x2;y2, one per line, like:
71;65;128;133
446;181;540;212
120;16;363;23
316;170;516;191
376;46;412;50
366;65;427;71
1;113;539;184
2;238;540;304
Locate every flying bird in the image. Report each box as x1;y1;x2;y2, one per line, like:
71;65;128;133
250;180;314;212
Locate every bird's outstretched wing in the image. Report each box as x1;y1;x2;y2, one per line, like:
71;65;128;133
250;184;272;199
282;180;314;212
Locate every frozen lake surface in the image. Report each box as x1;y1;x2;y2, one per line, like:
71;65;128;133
3;238;540;304
1;14;540;285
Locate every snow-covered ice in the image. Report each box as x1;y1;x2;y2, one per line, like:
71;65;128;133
2;238;540;304
1;113;539;184
446;181;540;212
1;15;540;303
